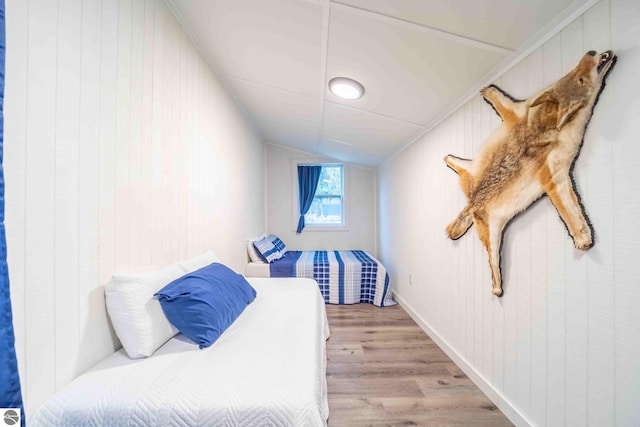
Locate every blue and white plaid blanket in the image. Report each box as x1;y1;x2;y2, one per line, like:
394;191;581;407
270;250;395;307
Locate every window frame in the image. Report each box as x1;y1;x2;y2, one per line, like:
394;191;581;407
291;160;349;232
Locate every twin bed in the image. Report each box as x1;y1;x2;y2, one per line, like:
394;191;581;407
246;235;396;308
31;278;329;426
30;242;394;426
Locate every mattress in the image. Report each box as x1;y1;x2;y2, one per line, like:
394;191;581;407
30;278;330;427
245;261;270;278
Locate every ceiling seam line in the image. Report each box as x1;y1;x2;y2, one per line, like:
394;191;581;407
220;75;426;129
379;0;602;168
162;0;266;140
224;75;320;101
266;141;378;172
329;0;514;55
317;0;331;155
324;100;424;128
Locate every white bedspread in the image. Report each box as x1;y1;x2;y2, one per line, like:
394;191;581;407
30;278;330;427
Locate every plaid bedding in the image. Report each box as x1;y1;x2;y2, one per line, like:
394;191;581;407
270;250;395;307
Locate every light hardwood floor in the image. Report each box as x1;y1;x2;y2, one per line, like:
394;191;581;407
325;304;513;427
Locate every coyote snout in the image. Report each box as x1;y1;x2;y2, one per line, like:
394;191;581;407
444;50;616;297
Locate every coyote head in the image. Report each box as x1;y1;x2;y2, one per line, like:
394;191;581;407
530;50;616;130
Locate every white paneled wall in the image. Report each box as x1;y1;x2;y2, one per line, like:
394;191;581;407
266;143;378;256
379;0;640;425
4;0;265;413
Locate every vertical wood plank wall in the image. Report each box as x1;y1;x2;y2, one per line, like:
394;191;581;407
4;0;266;412
379;0;640;425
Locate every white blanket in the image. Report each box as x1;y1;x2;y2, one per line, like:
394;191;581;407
30;278;330;427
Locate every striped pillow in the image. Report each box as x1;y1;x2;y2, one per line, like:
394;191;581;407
271;236;287;255
253;235;285;263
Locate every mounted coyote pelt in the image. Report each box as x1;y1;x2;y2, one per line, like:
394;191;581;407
444;50;616;297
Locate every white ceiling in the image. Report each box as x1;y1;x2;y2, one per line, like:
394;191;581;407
167;0;591;167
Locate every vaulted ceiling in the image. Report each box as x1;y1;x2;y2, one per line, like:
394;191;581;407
167;0;591;166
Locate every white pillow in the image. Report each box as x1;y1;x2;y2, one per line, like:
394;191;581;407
174;250;220;273
246;234;266;263
105;264;184;359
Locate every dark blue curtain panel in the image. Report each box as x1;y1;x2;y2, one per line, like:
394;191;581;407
0;1;26;425
296;165;321;233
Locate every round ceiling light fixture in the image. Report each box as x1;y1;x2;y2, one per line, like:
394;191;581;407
328;77;365;100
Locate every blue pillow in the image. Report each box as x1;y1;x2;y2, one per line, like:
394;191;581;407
154;263;257;349
253;235;284;263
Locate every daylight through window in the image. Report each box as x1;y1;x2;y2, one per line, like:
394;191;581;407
304;164;344;227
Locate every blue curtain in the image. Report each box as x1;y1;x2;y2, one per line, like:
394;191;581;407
296;165;322;233
0;1;25;425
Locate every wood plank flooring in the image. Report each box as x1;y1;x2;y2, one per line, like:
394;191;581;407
325;304;514;427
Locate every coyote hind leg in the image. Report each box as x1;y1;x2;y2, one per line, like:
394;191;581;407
474;211;507;297
444;155;473;175
447;207;474;240
543;170;593;250
444;155;475;198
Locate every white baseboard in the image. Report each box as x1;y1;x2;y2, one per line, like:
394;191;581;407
393;293;531;427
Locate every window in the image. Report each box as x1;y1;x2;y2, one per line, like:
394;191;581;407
305;165;344;226
295;163;347;230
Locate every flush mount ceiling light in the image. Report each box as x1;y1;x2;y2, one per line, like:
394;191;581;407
328;77;365;100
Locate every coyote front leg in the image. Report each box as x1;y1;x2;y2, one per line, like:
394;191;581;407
480;85;525;125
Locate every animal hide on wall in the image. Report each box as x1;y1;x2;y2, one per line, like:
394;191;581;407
444;50;616;297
